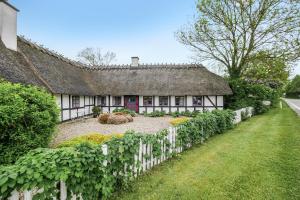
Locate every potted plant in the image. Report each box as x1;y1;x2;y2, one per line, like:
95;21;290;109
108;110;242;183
92;106;101;118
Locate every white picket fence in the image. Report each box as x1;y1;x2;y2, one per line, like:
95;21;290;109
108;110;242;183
5;107;253;200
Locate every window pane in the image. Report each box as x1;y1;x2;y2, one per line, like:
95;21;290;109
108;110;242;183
175;96;184;106
159;96;168;106
72;96;80;108
193;96;202;106
143;96;153;106
113;96;121;106
97;96;106;106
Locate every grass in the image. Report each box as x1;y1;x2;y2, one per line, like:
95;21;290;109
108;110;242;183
112;103;300;200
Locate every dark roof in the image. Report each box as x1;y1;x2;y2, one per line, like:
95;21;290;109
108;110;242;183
0;37;232;96
0;40;46;88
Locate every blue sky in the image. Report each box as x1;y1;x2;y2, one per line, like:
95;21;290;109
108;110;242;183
10;0;300;76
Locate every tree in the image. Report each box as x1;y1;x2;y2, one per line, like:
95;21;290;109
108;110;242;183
77;47;116;66
286;75;300;98
242;51;291;88
177;0;300;79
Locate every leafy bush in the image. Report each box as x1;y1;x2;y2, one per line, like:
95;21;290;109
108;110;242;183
225;79;280;114
176;109;235;146
286;75;300;98
113;108;136;117
170;110;200;118
169;117;190;126
0;82;59;165
56;133;123;148
143;110;166;117
92;106;101;118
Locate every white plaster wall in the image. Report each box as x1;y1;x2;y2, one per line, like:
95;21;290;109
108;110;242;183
186;96;193;106
170;96;175;107
217;96;224;107
0;2;17;51
62;95;69;109
139;96;143;107
154;96;159;107
204;96;214;107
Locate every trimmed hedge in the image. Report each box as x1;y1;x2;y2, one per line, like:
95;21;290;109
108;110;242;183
0;109;235;199
0;82;59;165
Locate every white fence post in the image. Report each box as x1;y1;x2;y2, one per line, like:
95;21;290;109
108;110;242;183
24;190;32;200
60;181;67;200
8;190;19;200
142;143;147;172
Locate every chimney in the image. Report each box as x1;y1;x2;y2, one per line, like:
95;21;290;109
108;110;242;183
131;57;139;67
0;0;19;51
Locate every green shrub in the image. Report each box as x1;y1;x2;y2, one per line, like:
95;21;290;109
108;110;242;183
92;106;101;118
225;79;280;113
143;110;166;117
170;110;200;118
113;108;136;117
171;111;181;118
176;109;235;146
0;82;59;165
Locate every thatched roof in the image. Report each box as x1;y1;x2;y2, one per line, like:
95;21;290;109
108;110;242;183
0;37;232;96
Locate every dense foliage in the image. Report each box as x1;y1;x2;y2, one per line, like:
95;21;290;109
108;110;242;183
143;110;166;117
242;51;290;89
176;110;235;148
171;110;200;118
0;82;59;165
92;106;101;117
0;109;235;199
56;133;123;148
113;108;136;117
225;79;280;114
286;75;300;98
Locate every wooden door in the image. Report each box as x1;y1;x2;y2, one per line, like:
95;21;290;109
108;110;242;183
124;96;139;113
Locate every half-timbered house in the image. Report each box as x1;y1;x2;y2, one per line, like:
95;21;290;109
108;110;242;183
0;0;232;122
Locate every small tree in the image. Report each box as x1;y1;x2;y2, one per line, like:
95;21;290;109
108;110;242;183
0;82;59;164
286;75;300;98
177;0;300;79
77;47;116;67
242;51;291;88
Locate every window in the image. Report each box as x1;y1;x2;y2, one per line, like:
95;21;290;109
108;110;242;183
159;96;168;106
193;96;202;106
72;96;80;108
97;96;106;106
175;96;185;106
113;96;122;106
143;96;153;106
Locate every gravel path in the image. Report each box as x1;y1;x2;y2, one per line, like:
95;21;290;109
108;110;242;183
52;115;173;145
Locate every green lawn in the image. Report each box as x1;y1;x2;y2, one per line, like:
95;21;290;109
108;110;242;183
112;104;300;200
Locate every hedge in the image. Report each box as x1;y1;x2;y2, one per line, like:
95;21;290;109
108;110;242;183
0;109;235;199
0;82;59;165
